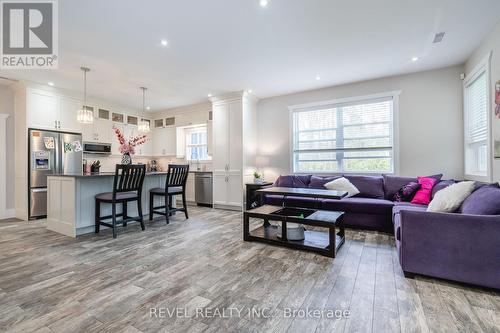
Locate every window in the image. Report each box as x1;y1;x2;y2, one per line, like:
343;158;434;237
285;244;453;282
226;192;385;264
464;53;491;181
185;126;211;161
291;94;397;174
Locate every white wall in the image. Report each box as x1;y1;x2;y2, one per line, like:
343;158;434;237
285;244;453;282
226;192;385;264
257;65;465;181
466;21;500;182
0;84;15;214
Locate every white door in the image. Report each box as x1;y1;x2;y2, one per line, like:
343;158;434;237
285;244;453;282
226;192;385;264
226;101;243;207
140;131;153;156
227;174;243;207
152;128;166;156
212;103;229;205
59;96;82;133
164;127;177;156
28;89;59;130
95;118;112;143
185;173;195;202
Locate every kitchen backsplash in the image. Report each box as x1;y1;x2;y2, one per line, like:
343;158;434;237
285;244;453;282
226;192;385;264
83;154;212;172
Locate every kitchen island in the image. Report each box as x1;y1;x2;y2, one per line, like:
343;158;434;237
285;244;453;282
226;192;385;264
46;172;169;237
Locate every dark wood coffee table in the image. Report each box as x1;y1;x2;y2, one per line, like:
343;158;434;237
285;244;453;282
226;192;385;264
243;205;345;258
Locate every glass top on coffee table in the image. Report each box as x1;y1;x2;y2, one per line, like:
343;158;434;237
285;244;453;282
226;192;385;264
256;187;348;200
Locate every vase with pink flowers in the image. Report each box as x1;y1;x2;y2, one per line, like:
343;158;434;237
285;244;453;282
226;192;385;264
113;126;148;165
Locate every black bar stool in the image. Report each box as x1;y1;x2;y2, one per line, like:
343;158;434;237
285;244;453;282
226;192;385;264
149;164;190;223
95;164;146;238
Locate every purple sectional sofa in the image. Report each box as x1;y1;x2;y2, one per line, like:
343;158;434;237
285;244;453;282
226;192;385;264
264;174;500;289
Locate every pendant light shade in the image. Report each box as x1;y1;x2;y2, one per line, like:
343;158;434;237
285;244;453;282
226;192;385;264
138;87;150;133
77;67;93;124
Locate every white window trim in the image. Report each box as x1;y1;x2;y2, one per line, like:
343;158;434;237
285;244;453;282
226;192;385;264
185;125;211;161
463;51;492;182
288;90;401;175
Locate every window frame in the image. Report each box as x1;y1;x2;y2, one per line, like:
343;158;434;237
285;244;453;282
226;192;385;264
288;91;400;175
184;125;211;161
463;51;492;182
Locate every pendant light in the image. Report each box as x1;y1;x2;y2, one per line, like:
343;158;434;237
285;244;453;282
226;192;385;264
77;67;93;124
138;86;150;133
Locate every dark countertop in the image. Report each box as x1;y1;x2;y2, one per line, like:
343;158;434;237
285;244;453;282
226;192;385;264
189;170;212;174
48;172;169;178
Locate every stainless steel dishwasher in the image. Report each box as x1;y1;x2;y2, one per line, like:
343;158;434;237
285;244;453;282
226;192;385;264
195;172;213;207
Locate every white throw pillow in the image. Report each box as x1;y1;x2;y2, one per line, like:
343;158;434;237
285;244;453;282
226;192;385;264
427;181;475;213
324;177;360;198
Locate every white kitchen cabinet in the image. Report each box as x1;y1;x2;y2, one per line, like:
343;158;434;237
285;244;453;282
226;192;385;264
27;88;84;133
27;89;60;130
212;97;243;209
186;173;195;202
82;116;112;144
152;127;176;156
59;96;83;133
139;132;153;156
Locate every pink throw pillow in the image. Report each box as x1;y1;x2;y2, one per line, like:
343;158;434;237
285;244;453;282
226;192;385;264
411;177;438;205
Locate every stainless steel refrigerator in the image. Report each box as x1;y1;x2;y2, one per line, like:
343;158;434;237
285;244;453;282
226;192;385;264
28;129;83;219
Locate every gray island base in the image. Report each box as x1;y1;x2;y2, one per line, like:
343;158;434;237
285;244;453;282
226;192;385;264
47;172;169;237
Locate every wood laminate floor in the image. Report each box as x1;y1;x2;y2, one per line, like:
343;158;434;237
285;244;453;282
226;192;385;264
0;207;499;333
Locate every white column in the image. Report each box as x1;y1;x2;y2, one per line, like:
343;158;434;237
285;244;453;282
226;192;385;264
0;114;9;219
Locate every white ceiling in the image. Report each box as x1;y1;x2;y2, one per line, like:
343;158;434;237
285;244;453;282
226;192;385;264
2;0;500;111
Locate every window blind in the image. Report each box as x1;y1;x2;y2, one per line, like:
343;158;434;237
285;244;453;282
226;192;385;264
466;72;487;144
292;96;394;173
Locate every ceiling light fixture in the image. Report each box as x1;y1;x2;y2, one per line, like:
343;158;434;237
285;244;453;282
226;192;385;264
138;87;151;133
48;82;54;86
208;93;212;98
316;75;321;80
248;89;253;94
161;39;168;46
411;56;419;62
77;67;94;124
146;106;151;111
260;0;268;7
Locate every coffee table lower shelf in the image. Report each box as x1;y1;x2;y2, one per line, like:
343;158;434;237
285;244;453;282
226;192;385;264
243;205;345;258
248;225;344;257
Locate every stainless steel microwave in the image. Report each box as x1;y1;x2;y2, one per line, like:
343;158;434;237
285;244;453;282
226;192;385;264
83;142;112;155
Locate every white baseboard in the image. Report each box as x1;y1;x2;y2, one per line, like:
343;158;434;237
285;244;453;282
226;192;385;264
0;208;15;219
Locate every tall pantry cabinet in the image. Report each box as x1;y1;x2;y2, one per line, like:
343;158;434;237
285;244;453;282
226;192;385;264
210;92;257;210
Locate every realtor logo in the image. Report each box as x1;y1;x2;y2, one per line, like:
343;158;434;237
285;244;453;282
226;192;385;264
1;0;58;69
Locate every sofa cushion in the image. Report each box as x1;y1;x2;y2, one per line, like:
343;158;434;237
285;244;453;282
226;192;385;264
283;196;318;209
459;185;500;215
309;175;340;189
325;177;360;198
427;181;475;213
322;197;394;215
344;175;385;199
393;181;421;202
264;194;317;208
383;175;417;200
431;180;456;198
411;177;438;205
274;175;311;188
264;194;284;206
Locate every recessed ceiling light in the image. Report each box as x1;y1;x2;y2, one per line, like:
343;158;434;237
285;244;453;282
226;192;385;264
146;106;151;110
411;56;419;62
248;89;253;94
260;0;268;7
316;75;321;80
160;40;168;46
208;93;212;98
48;82;54;86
